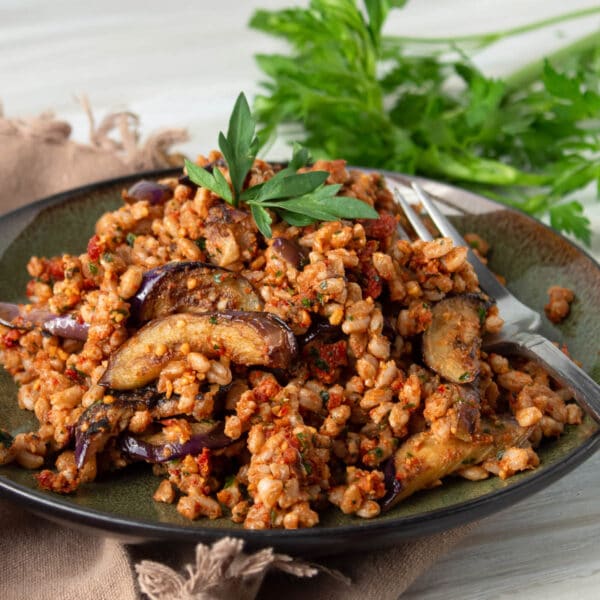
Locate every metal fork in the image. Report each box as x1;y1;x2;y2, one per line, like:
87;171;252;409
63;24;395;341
394;181;600;424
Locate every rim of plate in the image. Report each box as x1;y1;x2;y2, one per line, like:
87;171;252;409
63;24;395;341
0;167;598;551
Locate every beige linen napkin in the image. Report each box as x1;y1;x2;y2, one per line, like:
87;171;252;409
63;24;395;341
0;499;476;600
0;105;475;600
0;99;187;213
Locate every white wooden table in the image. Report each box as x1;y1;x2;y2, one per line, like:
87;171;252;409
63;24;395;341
2;1;599;597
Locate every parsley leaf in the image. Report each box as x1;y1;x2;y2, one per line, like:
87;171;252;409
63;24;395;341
185;91;378;238
242;170;329;202
276;209;316;227
185;159;233;203
251;184;378;237
251;204;273;239
250;3;600;244
219;92;259;204
550;201;591;245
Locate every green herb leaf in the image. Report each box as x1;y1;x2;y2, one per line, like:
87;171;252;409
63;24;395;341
219;92;259;203
288;142;312;171
251;204;273;238
276;209;316;227
185;159;233;203
250;2;600;243
189;92;378;236
242;170;329;202
256;184;377;221
550;201;591;245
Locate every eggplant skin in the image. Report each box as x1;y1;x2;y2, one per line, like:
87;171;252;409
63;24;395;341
100;311;298;390
271;237;307;269
122;180;173;205
74;386;228;467
129;261;262;324
382;417;531;511
74;399;142;468
0;301;89;341
422;295;486;384
118;421;230;463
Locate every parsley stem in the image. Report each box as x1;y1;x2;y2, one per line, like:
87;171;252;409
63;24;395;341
503;28;600;92
383;7;600;51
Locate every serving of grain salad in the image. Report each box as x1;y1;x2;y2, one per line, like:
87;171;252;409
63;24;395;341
0;150;585;530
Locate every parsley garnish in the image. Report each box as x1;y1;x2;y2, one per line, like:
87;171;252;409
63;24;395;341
224;475;236;488
250;3;600;244
478;306;487;326
185;93;378;237
302;459;313;475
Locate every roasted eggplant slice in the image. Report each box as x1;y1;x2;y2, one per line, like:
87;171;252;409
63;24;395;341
118;421;230;463
271;237;307;269
129;261;262;323
75;400;140;468
422;295;486;384
74;386;230;467
100;311;298;390
74;387;175;467
451;384;481;442
298;316;340;346
0;301;89;341
382;417;531;511
122;180;173;205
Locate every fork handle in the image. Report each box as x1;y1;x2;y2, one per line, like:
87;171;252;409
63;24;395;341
484;332;600;425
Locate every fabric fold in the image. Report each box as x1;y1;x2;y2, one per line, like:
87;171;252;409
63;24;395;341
0;99;186;215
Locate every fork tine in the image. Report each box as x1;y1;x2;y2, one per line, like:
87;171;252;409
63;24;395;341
396;224;412;241
410;182;466;247
393;189;433;241
409;181;542;330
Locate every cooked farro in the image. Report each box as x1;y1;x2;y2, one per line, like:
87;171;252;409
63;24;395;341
545;285;575;324
0;155;583;529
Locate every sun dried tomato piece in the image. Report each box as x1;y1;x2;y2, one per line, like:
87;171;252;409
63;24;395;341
87;235;104;261
363;211;396;241
305;339;348;384
2;329;21;348
356;240;383;299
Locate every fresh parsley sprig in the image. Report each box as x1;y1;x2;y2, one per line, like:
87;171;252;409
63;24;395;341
250;2;600;244
184;93;378;237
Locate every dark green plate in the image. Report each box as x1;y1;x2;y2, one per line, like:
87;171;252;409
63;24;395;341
1;169;599;554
